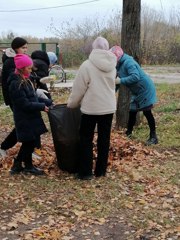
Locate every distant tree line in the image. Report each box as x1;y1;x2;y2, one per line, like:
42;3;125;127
0;5;179;68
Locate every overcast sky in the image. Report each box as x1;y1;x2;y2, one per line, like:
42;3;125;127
0;0;179;38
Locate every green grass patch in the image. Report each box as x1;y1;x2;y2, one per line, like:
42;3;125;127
133;83;180;148
0;106;13;126
0;87;4;105
156;102;178;112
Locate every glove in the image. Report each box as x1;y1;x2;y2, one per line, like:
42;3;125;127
115;77;121;84
36;89;49;99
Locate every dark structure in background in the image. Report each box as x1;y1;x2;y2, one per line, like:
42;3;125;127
0;42;60;65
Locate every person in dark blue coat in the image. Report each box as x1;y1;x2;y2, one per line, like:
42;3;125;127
30;50;50;95
110;46;158;145
30;50;52;158
8;54;52;175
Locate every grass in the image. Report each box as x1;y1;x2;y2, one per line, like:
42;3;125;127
0;91;3;104
133;83;180;148
65;72;75;80
0;106;13;126
0;82;179;239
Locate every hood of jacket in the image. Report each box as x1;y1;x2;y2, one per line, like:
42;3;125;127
31;50;50;66
116;53;134;71
2;48;16;63
119;53;133;64
5;48;16;58
89;49;116;73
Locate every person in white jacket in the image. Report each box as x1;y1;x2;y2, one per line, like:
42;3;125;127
67;36;117;180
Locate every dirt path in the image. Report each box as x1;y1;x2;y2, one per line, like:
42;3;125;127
143;66;180;84
53;66;180;88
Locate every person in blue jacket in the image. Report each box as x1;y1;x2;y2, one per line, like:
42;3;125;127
110;46;158;145
47;52;58;67
8;54;52;175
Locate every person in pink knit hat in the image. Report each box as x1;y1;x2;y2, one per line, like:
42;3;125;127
109;45;124;61
110;46;158;145
7;54;52;175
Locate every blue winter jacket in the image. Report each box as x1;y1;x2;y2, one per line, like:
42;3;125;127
8;73;51;142
116;54;157;111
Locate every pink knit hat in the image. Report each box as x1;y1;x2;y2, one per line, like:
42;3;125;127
14;54;33;69
92;36;109;50
110;46;124;61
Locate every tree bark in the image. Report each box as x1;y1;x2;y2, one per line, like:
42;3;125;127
116;0;141;129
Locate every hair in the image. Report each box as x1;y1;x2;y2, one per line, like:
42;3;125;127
31;50;50;66
11;37;28;51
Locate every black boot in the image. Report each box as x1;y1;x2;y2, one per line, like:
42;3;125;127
23;157;44;175
75;173;93;180
125;130;132;138
10;158;24;175
146;131;158;145
23;166;44;175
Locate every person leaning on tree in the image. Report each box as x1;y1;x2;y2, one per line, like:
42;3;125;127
110;45;158;145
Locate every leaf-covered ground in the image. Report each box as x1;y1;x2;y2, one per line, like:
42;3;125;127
0;84;180;240
0;129;179;240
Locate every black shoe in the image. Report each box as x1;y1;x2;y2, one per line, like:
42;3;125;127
76;174;93;180
146;137;158;145
10;159;24;175
146;131;158;146
10;166;24;175
125;130;132;138
94;170;106;177
95;173;106;178
23;166;44;175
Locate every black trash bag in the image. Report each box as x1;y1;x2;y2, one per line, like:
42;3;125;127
48;104;81;173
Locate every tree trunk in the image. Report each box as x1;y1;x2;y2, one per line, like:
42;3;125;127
116;0;141;129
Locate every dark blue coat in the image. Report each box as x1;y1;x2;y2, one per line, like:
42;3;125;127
8;73;48;142
117;54;157;111
1;56;15;106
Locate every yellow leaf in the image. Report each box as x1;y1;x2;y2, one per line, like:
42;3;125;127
7;222;18;230
175;225;180;232
73;210;85;217
98;218;106;224
138;199;148;205
50;230;61;240
131;171;141;181
125;203;134;209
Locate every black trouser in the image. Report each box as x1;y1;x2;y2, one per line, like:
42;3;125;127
35;135;41;149
1;130;41;151
79;113;113;177
1;127;17;150
1;104;17;150
16;140;35;168
127;109;156;134
1;105;40;151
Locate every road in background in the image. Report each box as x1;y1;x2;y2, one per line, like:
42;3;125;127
52;66;180;88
